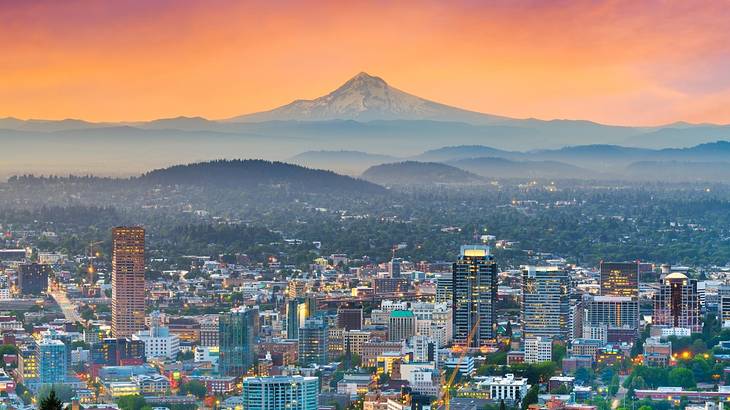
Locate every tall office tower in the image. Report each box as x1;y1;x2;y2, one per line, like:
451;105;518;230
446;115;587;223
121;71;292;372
570;297;585;341
522;266;571;340
388;310;416;342
584;295;639;333
111;227;146;338
286;297;317;339
436;274;453;304
241;375;319;410
337;305;363;331
452;245;497;347
219;307;257;377
719;285;730;328
600;261;639;298
286;299;300;339
298;317;329;366
653;273;701;332
198;315;220;347
17;263;51;295
389;258;403;278
37;337;67;384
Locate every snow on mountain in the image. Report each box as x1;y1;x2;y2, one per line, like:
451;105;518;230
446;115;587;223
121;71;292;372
228;72;508;124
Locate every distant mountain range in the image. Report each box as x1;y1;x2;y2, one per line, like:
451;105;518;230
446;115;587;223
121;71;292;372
2;72;730;179
295;141;730;183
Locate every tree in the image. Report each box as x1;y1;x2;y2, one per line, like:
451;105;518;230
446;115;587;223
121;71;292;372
179;380;207;398
38;389;63;410
552;343;567;363
630;375;646;390
499;399;506;410
38;384;74;404
176;350;194;361
117;395;148;410
575;367;594;384
668;367;696;389
691;339;708;354
521;385;539;410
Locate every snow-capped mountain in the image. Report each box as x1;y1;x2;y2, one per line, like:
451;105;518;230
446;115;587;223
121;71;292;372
228;72;508;124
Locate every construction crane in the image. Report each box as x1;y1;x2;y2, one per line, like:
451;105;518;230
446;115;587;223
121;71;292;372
440;317;480;410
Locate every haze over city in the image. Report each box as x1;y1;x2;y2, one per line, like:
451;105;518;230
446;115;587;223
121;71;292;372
2;2;730;410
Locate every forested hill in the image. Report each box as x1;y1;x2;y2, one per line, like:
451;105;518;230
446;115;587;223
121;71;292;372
139;159;386;194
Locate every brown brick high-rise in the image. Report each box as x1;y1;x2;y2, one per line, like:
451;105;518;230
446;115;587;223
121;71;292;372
111;227;146;338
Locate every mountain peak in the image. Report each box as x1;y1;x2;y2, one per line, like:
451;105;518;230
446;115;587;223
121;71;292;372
228;73;508;124
342;71;387;87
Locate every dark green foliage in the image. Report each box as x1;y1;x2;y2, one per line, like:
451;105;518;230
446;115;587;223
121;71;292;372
116;395;148;410
179;380;207;398
38;385;74;405
521;385;539;410
668;367;696;389
141;159;386;194
38;389;63;410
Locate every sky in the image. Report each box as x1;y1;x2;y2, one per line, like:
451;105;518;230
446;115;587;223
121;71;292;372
1;0;730;125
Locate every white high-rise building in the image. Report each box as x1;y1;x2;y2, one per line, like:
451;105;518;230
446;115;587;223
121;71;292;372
524;337;552;363
132;312;180;359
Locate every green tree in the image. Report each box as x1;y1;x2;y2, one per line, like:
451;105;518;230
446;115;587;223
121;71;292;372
691;339;708;354
38;389;63;410
552;343;567;363
668;367;696;389
521;385;539;410
38;384;74;404
179;380;207;398
117;395;148;410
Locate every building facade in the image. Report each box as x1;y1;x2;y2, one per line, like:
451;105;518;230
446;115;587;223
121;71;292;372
219;307;257;377
522;266;570;340
600;261;639;298
17;263;51;295
241;376;318;410
524;337;552;364
388;310;416;342
111;226;146;338
337;306;363;331
453;245;497;346
37;337;67;384
653;272;701;332
298;316;329;366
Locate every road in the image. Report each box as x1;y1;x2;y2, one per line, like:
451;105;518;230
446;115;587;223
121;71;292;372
49;288;83;323
612;375;629;409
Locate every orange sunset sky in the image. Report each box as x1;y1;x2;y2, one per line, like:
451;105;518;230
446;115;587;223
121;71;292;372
1;0;730;125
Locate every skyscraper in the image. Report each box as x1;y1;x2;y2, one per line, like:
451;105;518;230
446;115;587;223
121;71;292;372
337;305;363;331
219;306;257;377
389;258;403;278
388;310;416;342
653;272;701;332
37;337;67;384
583;294;639;338
17;263;51;295
242;375;319;410
600;261;639;298
522;266;570;340
111;227;146;338
435;274;453;304
298;316;328;366
286;297;317;339
452;245;497;347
